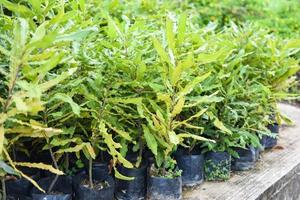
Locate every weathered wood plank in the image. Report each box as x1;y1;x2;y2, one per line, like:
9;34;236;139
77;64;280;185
183;103;300;200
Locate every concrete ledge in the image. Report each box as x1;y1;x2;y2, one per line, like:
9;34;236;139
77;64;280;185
183;103;300;200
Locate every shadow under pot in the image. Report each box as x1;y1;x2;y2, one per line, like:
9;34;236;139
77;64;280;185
115;163;147;200
31;176;72;200
147;172;182;200
204;151;231;181
261;123;279;150
231;146;258;171
176;153;204;187
6;168;40;198
73;172;114;200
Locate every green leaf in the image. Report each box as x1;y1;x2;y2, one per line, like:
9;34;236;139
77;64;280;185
152;37;171;64
142;125;157;156
177;71;211;99
0;160;19;175
56;27;98;42
0;0;34;17
166;17;175;53
177;13;187;45
283;39;300;50
40;68;77;92
52;93;80;116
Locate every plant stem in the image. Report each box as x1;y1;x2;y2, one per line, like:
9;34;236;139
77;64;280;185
1;177;6;200
47;147;59;194
89;157;93;188
137;119;143;167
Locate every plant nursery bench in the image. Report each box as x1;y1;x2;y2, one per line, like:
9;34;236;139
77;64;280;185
184;103;300;200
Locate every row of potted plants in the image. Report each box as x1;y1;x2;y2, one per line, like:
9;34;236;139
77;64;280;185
0;1;299;200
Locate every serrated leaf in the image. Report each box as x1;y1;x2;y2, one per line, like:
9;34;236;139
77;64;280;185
14;162;64;175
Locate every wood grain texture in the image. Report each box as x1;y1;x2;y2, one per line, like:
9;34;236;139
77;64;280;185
183;103;300;200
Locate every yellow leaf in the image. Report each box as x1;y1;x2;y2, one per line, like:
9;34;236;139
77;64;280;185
84;143;96;159
213;118;232;135
178;133;215;143
14;162;64;175
4;149;45;193
114;167;134;181
117;152;133;168
171;97;185;117
55;143;86;155
169;131;179;145
105;122;132;141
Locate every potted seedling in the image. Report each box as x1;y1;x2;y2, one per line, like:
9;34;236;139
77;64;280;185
141;15;214;199
0;11;81;199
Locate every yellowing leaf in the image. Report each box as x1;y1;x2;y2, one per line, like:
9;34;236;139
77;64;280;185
168;131;179;145
213;118;232;135
117;152;133;168
171;97;185;117
114;167;134;181
178;133;215;143
4;149;44;193
13;96;28;112
84;143;96;159
14;162;64;175
105;122;132;141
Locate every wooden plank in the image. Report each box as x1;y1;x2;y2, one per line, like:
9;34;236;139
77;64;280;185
183;103;300;200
